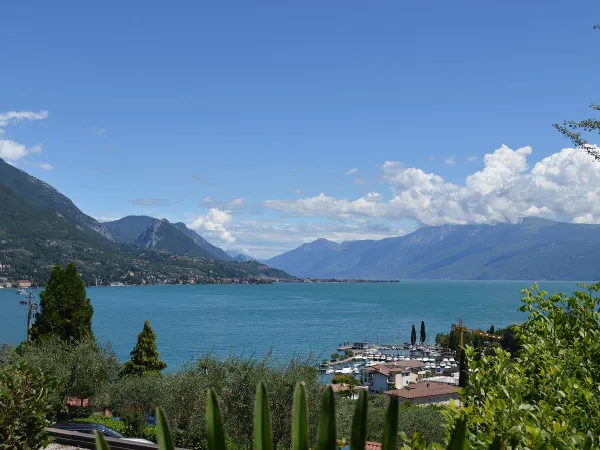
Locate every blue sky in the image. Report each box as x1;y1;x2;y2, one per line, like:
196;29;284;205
2;1;600;257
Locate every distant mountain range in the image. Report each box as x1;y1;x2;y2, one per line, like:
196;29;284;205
266;218;600;280
0;158;290;284
103;216;232;261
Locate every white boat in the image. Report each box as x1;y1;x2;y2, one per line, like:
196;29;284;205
325;369;334;375
341;367;353;374
353;368;360;374
386;356;392;362
448;357;455;362
392;357;398;362
443;358;449;362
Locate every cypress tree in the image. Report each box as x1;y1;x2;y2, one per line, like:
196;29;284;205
30;263;93;342
410;325;417;346
458;348;468;388
121;321;167;376
420;320;426;344
488;324;495;335
449;329;458;352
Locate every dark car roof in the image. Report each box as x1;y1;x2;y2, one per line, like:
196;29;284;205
53;421;124;438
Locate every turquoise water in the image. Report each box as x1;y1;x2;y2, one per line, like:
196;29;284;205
0;281;585;368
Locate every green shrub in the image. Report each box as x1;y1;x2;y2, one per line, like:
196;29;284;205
0;362;57;450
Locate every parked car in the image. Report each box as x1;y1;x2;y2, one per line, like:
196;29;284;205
51;421;154;444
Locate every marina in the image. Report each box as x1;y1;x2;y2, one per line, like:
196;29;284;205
320;340;459;392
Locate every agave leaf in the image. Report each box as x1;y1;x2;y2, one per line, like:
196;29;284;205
448;418;467;450
316;385;336;450
583;432;594;450
94;430;112;450
292;382;309;450
254;381;274;450
351;389;368;450
382;395;398;450
156;406;175;450
486;435;501;450
207;388;227;450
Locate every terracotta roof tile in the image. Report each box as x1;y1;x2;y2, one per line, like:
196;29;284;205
384;381;458;399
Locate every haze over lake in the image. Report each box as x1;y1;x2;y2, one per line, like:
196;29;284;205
0;281;584;368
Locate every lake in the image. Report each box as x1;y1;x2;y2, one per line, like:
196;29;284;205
0;281;585;368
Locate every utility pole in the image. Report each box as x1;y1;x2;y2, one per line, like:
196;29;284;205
19;291;39;342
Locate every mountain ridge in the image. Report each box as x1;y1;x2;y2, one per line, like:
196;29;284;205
266;218;600;280
0;158;291;284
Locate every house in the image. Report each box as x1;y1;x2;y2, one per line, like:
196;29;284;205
362;361;425;393
16;280;32;289
384;381;459;406
329;383;368;400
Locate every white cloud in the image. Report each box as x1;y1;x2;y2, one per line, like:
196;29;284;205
0;110;48;127
96;128;107;135
467;155;478;162
264;192;385;219
228;219;411;259
292;188;302;195
188;208;235;244
345;168;359;175
265;145;600;226
0;140;30;160
24;161;53;171
444;156;457;166
0;110;48;163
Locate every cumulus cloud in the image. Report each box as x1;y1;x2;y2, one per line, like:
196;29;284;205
265;192;385;219
444;156;457;166
188;208;235;244
0;110;48;163
345;168;359;175
130;198;177;206
265;145;600;226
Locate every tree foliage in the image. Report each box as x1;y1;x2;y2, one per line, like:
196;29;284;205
411;325;417;346
30;263;94;343
420;321;426;344
0;362;57;450
121;321;167;377
12;337;120;414
454;283;600;448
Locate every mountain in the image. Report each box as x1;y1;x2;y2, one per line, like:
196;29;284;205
104;216;231;261
172;223;231;260
0;158;112;241
134;218;215;259
266;218;600;280
103;215;154;244
0;158;292;284
226;250;256;262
